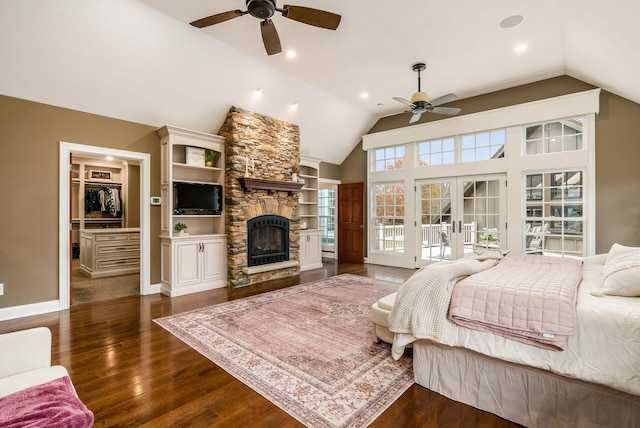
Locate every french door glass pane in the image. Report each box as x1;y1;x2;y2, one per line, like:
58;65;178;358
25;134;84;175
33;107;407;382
419;182;453;261
463;179;501;252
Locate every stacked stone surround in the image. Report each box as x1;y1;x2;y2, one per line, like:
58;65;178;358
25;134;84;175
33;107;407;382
218;106;301;287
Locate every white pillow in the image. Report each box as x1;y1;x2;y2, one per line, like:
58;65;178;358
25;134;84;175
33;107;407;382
605;243;640;264
594;250;640;297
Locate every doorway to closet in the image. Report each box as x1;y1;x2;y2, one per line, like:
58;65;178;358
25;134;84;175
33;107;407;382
58;142;153;311
70;153;140;304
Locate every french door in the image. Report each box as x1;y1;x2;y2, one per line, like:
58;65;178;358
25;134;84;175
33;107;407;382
416;175;506;267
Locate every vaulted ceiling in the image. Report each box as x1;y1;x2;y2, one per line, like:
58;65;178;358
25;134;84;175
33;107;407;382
1;1;638;164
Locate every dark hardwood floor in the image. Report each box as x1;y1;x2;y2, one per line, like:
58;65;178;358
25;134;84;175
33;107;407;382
0;260;518;427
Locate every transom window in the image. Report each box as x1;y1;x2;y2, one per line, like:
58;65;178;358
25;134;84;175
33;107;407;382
417;137;455;166
525;117;584;155
373;182;405;253
373;145;405;171
416;130;506;167
461;130;506;162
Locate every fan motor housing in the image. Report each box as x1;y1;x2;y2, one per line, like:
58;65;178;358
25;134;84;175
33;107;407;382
246;0;276;19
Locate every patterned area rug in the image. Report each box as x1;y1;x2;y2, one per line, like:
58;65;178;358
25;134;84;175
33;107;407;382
155;274;413;428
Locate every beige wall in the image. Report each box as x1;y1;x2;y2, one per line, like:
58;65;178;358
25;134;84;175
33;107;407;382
318;162;340;181
594;91;640;248
0;95;161;308
340;76;640;253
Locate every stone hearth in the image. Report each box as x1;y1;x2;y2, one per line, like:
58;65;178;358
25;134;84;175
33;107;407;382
218;106;301;287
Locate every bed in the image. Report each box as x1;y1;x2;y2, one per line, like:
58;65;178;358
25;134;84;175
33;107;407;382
371;246;640;427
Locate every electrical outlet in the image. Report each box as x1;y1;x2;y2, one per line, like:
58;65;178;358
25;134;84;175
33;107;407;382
0;283;3;295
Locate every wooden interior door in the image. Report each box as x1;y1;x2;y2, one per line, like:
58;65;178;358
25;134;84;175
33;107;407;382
338;182;365;263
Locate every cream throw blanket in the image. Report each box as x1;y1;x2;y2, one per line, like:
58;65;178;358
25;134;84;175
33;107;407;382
388;250;505;360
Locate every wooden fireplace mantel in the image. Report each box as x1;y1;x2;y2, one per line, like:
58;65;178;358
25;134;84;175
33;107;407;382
238;176;304;193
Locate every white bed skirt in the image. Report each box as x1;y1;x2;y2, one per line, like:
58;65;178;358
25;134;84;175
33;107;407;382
413;340;640;427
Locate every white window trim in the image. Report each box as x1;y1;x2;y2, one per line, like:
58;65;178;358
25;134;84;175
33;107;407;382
319;178;340;259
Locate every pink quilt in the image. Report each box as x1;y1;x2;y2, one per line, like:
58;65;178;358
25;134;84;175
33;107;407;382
0;376;94;428
449;254;582;350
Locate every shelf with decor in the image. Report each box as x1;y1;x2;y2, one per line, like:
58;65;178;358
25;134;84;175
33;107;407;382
157;125;227;296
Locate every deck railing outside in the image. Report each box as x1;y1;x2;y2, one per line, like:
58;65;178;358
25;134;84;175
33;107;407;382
374;222;477;251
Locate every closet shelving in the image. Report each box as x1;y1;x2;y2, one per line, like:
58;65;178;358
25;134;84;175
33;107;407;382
71;159;126;232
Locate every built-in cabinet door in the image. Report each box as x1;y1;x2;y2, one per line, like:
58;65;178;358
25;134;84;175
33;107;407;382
175;240;200;287
300;230;323;271
201;238;225;282
307;233;321;265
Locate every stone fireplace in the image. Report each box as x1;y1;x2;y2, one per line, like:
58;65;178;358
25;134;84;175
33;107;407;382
218;107;301;287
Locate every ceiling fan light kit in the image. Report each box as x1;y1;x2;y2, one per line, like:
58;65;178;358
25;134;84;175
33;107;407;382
190;0;341;55
393;62;461;124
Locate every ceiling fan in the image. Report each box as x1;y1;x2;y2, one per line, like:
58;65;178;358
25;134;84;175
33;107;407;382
393;63;461;124
190;1;341;56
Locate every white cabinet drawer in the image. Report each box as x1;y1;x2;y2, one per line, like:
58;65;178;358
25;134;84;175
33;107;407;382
95;243;139;256
96;257;140;270
95;234;128;242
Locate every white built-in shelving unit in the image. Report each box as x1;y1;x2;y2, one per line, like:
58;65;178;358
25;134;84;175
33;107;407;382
299;155;323;271
157;125;227;296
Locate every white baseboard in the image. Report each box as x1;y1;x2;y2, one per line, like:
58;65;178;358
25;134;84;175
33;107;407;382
0;283;162;321
143;282;162;295
0;300;61;322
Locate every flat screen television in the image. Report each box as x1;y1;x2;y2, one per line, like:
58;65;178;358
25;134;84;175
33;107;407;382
173;182;223;215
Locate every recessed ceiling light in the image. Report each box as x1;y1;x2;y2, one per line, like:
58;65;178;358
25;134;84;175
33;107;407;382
254;87;263;96
515;43;527;53
290;101;298;110
360;92;369;99
500;15;523;28
286;50;296;59
377;103;384;108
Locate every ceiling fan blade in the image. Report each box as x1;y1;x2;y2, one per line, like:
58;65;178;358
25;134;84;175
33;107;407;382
429;106;462;116
282;5;341;30
428;92;457;107
393;97;415;107
409;113;422;123
190;10;245;28
261;19;282;55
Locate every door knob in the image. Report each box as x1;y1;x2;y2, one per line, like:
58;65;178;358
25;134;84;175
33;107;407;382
359;224;365;229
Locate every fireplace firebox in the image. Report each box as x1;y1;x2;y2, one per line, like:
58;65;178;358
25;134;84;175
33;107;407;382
247;215;290;267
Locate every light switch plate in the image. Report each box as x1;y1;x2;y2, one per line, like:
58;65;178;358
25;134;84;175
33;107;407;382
0;283;4;296
150;196;162;205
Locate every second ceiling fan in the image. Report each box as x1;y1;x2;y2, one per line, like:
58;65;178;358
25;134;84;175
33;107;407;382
393;63;461;124
190;0;341;56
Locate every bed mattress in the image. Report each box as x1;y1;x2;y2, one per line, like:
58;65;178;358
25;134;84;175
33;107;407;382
452;258;640;395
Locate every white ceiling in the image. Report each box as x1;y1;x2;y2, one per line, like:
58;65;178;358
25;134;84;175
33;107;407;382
1;1;639;165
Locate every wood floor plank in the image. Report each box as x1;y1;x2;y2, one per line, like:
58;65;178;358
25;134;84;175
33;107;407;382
0;260;518;427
